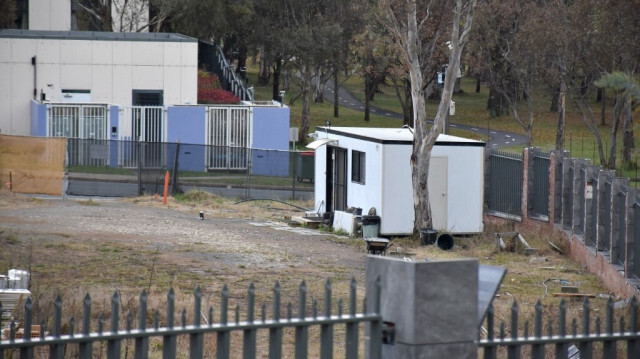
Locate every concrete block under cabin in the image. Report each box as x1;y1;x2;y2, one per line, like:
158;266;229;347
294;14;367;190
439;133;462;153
308;127;485;237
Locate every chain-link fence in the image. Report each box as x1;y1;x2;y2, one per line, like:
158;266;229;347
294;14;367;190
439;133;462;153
65;139;314;201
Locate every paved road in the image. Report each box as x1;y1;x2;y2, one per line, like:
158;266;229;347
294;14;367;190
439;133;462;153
322;81;528;148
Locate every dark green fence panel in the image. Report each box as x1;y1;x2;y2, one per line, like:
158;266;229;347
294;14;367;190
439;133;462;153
488;150;523;217
531;152;550;218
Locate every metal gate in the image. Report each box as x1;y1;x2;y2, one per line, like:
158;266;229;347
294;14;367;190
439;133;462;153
46;104;109;166
488;149;523;218
118;106;167;168
530;151;550;219
205;106;251;170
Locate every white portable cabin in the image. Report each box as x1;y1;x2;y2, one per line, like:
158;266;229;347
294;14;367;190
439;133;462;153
308;127;485;236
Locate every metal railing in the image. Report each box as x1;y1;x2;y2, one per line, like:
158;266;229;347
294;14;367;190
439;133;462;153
1;279;382;359
216;45;254;102
479;297;640;359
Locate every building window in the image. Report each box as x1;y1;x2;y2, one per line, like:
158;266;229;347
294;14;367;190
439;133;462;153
352;150;366;184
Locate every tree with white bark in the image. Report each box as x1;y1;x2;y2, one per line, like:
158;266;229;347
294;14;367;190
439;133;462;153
377;0;477;231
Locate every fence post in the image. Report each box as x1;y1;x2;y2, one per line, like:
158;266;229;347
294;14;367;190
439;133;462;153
562;156;574;230
366;256;479;358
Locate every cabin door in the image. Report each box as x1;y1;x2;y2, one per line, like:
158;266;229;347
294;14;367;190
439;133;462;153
326;147;347;212
428;156;448;231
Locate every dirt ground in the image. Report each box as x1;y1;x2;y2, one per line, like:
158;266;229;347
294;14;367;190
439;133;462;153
0;191;368;317
1;190;635;345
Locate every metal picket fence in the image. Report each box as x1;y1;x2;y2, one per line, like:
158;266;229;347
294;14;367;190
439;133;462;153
0;279;382;359
479;297;640;359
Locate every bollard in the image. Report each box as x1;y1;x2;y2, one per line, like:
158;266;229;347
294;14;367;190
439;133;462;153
162;171;169;205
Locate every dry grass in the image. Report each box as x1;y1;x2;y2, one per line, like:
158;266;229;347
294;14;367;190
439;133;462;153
388;220;637;347
1;189;637;357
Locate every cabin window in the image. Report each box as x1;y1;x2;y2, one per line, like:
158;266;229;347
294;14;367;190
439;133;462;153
351;150;366;184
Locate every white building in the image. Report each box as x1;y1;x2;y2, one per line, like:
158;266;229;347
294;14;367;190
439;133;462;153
309;127;485;236
0;29;198;136
29;0;72;31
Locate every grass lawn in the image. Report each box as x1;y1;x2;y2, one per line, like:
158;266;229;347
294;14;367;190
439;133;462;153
245;64;640;185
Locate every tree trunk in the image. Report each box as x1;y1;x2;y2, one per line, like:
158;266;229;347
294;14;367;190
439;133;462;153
404;78;413;127
258;47;270;85
622;98;634;166
271;59;282;102
313;66;324;103
475;75;481;93
333;68;339;118
283;68;290;91
600;88;606;126
364;72;377;121
488;86;507;117
606;94;624;169
453;77;462;94
555;79;566;150
550;89;559;112
237;45;248;78
298;65;312;143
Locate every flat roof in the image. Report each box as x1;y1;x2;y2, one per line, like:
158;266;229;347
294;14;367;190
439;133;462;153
0;29;197;42
320;127;485;146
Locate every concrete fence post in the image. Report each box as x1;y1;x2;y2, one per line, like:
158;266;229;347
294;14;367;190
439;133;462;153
562;155;574;230
365;256;479;358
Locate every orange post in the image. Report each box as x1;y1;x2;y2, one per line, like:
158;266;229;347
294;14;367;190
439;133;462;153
162;171;169;205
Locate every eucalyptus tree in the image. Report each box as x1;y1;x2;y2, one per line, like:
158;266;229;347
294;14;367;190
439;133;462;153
376;0;477;231
275;0;345;142
471;0;539;146
252;0;293;99
351;16;392;122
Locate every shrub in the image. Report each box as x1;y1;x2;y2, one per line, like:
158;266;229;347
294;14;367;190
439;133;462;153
197;70;240;104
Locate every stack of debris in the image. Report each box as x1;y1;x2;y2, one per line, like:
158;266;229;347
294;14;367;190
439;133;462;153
0;269;32;329
495;232;538;255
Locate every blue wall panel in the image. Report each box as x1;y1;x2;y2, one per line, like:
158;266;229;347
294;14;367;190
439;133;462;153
251;107;290;176
167;142;205;173
31;100;46;136
167;106;206;144
167;106;206;172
